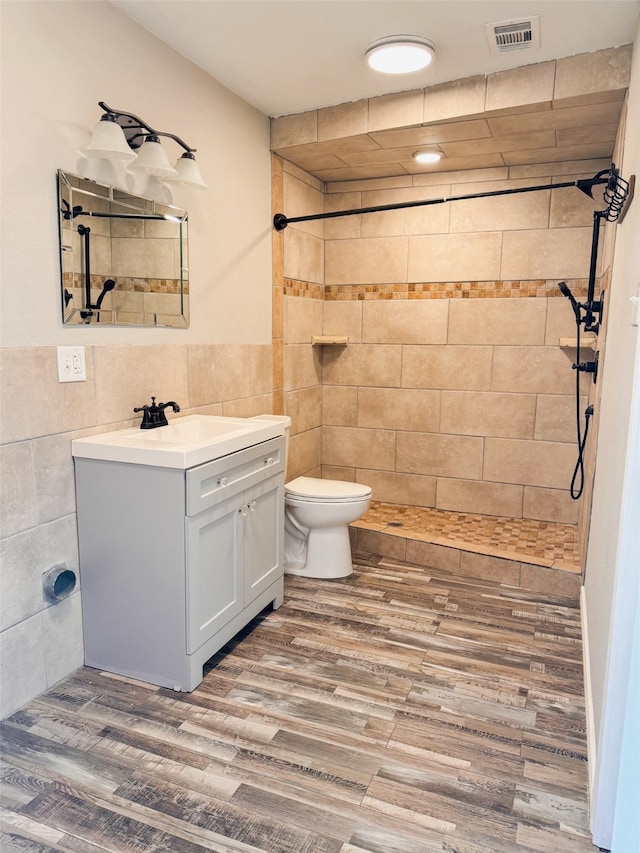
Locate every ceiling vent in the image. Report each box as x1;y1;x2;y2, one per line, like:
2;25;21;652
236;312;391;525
485;16;540;55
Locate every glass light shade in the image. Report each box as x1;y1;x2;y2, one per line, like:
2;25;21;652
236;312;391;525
80;116;137;162
413;150;442;164
366;36;436;74
128;136;178;177
164;153;208;189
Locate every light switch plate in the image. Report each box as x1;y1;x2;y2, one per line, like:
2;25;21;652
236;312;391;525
57;346;86;382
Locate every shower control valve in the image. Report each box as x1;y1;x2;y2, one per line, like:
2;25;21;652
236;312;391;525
572;351;599;383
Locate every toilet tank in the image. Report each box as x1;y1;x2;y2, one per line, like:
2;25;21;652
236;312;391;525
250;415;291;477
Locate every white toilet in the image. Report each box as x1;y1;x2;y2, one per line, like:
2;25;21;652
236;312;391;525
251;415;372;579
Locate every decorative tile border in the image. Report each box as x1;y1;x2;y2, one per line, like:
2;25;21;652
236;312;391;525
64;273;186;294
283;278;325;298
324;279;590;301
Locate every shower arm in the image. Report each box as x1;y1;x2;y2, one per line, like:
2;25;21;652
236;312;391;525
273;168;615;231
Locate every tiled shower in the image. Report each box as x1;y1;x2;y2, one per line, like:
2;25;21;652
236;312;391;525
274;96;622;572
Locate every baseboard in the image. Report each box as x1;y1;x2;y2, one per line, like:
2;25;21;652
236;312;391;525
581;584;597;804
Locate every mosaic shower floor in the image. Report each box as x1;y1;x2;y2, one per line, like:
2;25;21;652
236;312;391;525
353;501;582;573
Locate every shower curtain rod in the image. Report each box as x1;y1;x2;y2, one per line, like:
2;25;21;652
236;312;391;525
273;166;619;231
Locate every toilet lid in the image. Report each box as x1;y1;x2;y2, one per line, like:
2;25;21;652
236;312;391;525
285;476;372;501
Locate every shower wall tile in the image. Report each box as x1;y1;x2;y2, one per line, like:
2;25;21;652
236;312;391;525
485;62;556;112
483;437;577;489
322;344;402;388
449;180;550;233
271;110;317;149
405;539;460;573
458;551;521;586
285;426;321;481
285;385;322;435
322;465;356;482
360;186;450;237
402;345;493;391
534;394;587;442
396;432;484;480
491;346;585;395
436;478;524;519
283;171;324;238
501;227;592;279
448;298;547;346
322;300;363;342
549;181;607;228
422;76;486;124
519;563;581;600
440;390;536;439
322;385;358;426
325;236;408;285
284;295;323;343
284;227;324;283
284;343;322;391
355;469;437;508
368;89;424;132
554;45;632;102
523;486;580;524
545;293;591;344
322;425;396;471
324;192;362;240
408;232;502;282
356;528;407;561
318;100;368;141
362;299;448;344
0;348;97;444
358;387;441;433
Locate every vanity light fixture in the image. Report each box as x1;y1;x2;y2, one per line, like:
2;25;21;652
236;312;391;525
80;102;208;189
413;150;443;164
365;35;436;74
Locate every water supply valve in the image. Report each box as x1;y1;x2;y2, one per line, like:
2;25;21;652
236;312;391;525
572;350;599;383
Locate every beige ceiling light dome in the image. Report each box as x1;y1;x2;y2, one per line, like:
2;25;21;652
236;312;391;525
365;35;436;74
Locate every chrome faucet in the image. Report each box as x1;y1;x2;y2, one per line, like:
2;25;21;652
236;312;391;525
133;397;181;429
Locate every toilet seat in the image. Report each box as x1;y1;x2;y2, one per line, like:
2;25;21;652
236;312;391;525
285;476;372;503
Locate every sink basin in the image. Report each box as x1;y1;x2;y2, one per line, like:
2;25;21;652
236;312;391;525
72;415;284;469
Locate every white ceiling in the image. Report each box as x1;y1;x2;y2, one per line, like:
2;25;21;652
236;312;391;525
112;0;639;118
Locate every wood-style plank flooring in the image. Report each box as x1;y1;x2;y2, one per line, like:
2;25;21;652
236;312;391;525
0;553;597;852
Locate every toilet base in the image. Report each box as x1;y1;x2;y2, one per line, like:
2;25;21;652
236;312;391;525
285;523;353;579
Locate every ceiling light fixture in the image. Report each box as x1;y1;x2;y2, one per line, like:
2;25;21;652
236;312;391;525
413;150;442;164
80;101;208;189
365;35;436;74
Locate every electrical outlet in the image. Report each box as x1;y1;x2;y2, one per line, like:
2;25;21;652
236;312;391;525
57;346;86;382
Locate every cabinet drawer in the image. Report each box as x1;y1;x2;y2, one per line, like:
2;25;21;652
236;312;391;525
186;436;284;516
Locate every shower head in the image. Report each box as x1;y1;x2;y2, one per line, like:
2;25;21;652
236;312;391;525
558;281;581;323
95;278;116;310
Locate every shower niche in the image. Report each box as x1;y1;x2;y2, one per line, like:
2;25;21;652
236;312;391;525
57;170;189;327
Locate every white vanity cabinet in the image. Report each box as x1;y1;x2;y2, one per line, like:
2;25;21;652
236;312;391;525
74;435;285;691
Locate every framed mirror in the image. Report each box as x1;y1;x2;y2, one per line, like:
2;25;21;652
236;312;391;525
57;170;189;327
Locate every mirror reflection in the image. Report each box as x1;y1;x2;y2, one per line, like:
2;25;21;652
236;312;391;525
57;170;189;327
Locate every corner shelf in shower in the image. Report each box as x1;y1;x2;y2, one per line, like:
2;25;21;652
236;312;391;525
311;335;349;346
559;334;597;350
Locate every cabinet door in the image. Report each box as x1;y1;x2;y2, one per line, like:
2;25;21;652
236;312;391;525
243;476;284;604
186;493;244;654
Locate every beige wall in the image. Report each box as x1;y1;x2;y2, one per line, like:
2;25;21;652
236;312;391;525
0;2;274;718
584;22;640;843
